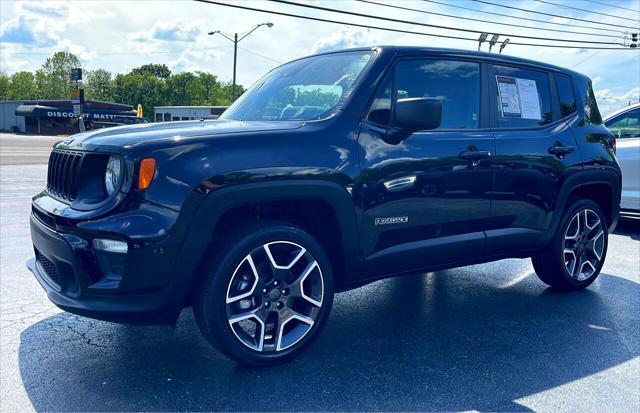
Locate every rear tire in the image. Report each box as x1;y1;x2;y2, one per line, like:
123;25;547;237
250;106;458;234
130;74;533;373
532;199;608;290
193;220;334;366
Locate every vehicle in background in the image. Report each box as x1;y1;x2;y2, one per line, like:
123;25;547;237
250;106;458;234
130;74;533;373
604;103;640;213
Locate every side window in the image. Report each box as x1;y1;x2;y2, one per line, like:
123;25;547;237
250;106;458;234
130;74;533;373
584;81;603;124
366;71;393;126
555;75;577;117
606;108;640;137
493;65;552;128
395;59;480;129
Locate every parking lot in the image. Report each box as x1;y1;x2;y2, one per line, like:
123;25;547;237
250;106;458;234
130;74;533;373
0;132;638;412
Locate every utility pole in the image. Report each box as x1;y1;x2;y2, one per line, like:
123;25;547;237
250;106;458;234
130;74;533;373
70;68;85;132
208;23;273;101
232;33;238;101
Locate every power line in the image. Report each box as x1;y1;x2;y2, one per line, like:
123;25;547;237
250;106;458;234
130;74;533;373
583;0;640;14
356;0;622;39
237;45;284;64
471;0;639;31
421;0;627;35
570;34;629;68
535;0;639;22
4;46;232;56
269;0;626;46
193;0;637;50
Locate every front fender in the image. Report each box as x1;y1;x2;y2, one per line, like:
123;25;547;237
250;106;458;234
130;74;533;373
166;179;363;310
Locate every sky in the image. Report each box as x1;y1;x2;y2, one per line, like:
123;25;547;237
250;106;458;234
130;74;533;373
0;0;638;116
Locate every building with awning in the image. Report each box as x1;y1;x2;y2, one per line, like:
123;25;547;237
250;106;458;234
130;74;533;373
1;99;145;135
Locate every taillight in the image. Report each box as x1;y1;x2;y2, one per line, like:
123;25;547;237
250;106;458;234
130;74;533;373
609;136;617;154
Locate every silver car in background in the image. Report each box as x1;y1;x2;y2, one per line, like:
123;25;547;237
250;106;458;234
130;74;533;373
604;103;640;214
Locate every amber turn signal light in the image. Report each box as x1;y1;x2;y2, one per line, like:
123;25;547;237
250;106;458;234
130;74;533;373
138;158;156;190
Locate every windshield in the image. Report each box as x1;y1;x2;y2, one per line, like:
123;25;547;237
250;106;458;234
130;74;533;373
221;51;375;121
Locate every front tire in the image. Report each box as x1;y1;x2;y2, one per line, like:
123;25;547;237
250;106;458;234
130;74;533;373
194;221;334;366
532;199;608;290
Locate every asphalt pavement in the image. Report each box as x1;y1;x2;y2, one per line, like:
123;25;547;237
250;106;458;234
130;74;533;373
0;133;638;412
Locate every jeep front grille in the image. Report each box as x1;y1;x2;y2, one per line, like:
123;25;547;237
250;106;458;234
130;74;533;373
47;150;84;201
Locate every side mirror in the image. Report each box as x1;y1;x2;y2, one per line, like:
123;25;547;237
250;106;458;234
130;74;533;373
394;98;442;131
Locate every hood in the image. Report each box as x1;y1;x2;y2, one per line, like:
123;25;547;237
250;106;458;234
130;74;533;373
55;119;304;152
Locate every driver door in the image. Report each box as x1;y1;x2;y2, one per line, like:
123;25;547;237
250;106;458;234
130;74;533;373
356;58;495;279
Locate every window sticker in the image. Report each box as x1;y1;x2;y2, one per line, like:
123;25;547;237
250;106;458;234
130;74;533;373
516;78;542;120
497;76;521;117
496;75;542;120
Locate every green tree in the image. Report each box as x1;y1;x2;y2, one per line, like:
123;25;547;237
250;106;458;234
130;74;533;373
8;71;37;100
34;51;81;99
191;72;242;105
113;72;166;121
0;72;9;100
219;81;244;104
130;63;171;80
85;69;114;101
166;72;197;105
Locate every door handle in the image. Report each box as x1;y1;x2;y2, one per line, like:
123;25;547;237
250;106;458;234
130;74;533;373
548;145;575;157
459;150;491;161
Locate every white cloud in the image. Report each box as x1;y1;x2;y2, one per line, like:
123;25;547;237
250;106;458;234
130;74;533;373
311;27;377;53
595;87;640;117
129;19;207;43
0;0;636;105
0;15;57;46
0;53;30;73
0;0;113;68
168;47;226;73
15;0;69;18
549;16;571;24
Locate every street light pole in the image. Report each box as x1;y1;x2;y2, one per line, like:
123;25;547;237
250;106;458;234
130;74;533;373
232;32;238;100
208;23;273;101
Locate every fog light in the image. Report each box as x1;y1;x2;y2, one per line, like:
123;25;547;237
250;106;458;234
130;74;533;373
93;238;128;254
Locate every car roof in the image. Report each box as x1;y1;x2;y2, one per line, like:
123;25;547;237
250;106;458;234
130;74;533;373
604;102;640;121
300;45;586;78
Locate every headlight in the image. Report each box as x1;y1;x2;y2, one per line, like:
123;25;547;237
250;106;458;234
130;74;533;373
104;156;122;196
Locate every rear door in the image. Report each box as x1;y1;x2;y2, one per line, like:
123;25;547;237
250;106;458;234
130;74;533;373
487;64;582;254
357;57;495;279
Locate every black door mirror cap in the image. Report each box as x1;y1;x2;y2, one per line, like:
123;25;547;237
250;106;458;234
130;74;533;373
394;97;442;132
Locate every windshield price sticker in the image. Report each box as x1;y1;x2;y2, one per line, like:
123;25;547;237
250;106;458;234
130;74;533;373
496;75;542;120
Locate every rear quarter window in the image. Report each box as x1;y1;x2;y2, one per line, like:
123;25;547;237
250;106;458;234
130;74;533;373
585;82;603;124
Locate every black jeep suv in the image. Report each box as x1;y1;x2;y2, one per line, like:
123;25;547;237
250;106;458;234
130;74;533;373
28;47;621;365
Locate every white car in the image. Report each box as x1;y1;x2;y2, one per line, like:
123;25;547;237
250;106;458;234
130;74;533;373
604;103;640;213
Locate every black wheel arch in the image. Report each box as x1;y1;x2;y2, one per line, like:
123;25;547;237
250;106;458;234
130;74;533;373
544;167;621;244
168;179;363;311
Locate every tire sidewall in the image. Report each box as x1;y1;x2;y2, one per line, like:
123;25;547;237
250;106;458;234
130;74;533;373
550;199;608;289
196;222;334;366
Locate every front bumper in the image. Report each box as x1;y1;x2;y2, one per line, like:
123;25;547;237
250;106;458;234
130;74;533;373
27;204;185;325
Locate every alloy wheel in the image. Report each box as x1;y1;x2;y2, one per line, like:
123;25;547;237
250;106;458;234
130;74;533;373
225;241;324;352
562;208;605;281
